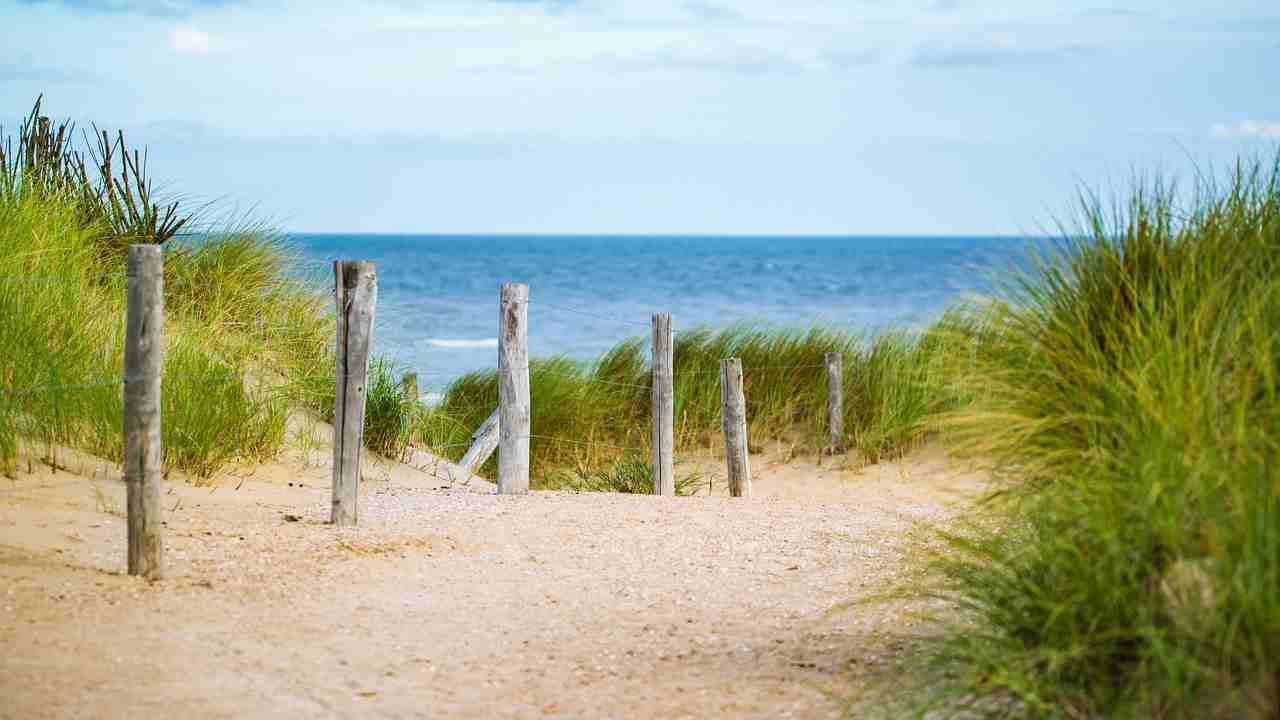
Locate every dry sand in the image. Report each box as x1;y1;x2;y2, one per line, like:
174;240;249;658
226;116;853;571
0;440;985;719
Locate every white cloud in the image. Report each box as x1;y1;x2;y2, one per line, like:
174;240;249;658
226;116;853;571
168;26;212;55
1211;120;1280;139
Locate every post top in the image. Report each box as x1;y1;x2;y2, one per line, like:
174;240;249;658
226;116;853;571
500;282;529;300
126;243;162;256
334;260;376;289
126;244;163;275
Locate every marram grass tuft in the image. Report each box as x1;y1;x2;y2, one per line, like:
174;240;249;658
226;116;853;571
911;154;1280;719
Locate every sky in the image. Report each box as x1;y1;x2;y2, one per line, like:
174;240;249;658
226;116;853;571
1;0;1277;235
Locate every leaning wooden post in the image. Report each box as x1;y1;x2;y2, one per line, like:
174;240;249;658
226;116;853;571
825;352;844;453
331;260;377;526
498;283;530;494
719;358;751;498
459;407;501;472
651;313;674;496
124;244;164;578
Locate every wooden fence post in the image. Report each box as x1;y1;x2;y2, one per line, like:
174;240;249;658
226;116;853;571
459;407;501;472
498;283;530;494
651;313;674;496
401;372;419;406
125;244;163;578
35;117;50;157
720;358;751;498
332;260;377;526
825;352;844;453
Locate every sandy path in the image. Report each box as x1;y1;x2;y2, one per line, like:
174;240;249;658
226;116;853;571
0;445;983;719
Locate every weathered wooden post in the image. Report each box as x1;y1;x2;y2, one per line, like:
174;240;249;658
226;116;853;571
651;313;675;496
459;407;501;471
35;117;50;159
124;244;163;578
825;352;844;453
331;260;377;526
719;358;751;498
498;283;530;494
401;372;419;406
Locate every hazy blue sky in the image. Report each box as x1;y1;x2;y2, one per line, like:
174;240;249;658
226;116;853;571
2;0;1277;234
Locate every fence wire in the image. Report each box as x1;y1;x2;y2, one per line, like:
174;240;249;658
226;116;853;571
417;434;648;457
368;358;838;398
564;377;653;392
530;300;655;330
521;434;648;454
416;440;475;452
669;362;837;379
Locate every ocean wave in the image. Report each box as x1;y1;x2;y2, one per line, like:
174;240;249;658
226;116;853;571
424;338;499;349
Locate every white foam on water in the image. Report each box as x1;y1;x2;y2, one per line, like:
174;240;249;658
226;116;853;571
424;338;499;349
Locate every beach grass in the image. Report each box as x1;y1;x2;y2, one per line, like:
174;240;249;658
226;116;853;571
909;154;1280;718
0;102;332;479
413;323;958;484
0;98;960;488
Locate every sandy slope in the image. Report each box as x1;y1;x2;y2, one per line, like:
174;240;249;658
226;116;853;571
0;441;984;719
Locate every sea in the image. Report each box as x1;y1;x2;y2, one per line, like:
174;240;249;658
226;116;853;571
292;235;1040;398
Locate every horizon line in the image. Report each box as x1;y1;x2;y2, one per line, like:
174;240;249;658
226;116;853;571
283;231;1051;239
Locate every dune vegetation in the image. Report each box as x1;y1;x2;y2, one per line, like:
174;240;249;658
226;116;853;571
0;100;955;488
912;156;1280;718
0;99;332;479
410;323;964;486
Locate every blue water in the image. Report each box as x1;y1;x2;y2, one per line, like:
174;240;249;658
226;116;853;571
292;235;1038;396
